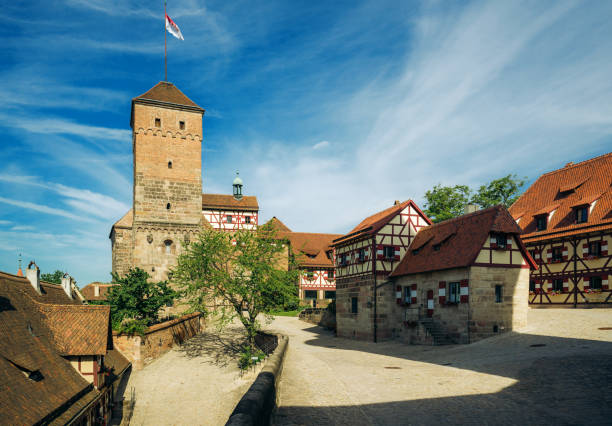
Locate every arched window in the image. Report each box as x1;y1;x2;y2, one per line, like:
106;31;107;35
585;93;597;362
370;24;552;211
168;161;173;169
166;203;171;210
164;240;172;254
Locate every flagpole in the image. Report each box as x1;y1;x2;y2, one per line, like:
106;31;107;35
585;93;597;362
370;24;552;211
164;0;167;82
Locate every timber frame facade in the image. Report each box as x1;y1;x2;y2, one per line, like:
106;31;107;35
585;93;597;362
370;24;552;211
510;152;612;307
332;200;431;341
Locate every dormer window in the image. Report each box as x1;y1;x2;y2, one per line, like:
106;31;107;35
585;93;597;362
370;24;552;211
575;206;588;223
412;248;420;255
536;215;547;231
494;233;507;249
155;118;161;127
433;244;441;251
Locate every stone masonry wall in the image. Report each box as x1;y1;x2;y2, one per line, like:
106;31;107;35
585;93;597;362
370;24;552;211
336;275;375;341
112;313;204;370
111;226;133;278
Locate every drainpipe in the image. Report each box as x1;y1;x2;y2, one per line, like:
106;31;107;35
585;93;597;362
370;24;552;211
372;236;377;343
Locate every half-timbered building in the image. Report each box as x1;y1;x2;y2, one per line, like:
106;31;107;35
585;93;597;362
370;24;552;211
202;174;259;231
509;152;612;307
332;200;431;341
389;206;536;344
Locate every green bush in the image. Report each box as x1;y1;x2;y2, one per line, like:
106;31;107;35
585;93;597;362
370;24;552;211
238;344;266;370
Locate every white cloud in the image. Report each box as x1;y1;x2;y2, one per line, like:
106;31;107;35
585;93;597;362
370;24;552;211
0;220;11;225
313;140;330;150
11;225;35;231
0;196;99;223
8;116;130;141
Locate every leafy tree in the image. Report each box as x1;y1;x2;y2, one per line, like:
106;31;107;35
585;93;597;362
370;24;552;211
471;174;526;209
423;184;472;223
41;270;65;284
107;268;176;331
172;223;299;349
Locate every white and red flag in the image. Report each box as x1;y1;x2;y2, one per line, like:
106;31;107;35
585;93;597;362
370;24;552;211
165;13;184;40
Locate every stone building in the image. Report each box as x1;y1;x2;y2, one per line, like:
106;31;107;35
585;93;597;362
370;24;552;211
508;152;612;306
110;82;259;282
271;217;341;307
0;265;130;425
388;206;537;344
332;200;431;341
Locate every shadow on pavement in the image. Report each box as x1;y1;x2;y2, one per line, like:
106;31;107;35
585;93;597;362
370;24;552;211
178;326;246;367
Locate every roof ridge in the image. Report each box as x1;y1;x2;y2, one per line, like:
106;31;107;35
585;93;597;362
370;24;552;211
538;151;612;178
426;205;502;228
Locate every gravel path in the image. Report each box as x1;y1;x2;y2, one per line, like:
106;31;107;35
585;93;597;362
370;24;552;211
126;322;260;426
270;309;612;425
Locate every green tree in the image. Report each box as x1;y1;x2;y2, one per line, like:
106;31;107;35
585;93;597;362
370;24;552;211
172;224;299;349
471;174;526;208
40;270;65;284
107;268;176;331
423;184;472;223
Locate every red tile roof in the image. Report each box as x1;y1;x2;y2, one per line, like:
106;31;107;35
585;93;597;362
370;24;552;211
265;216;292;232
391;206;536;277
509;152;612;242
80;282;117;301
37;303;111;356
202;193;259;211
0;272;100;424
333;200;432;245
133;81;203;111
279;232;342;268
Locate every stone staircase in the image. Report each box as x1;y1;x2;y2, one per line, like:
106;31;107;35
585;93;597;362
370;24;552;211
419;318;456;345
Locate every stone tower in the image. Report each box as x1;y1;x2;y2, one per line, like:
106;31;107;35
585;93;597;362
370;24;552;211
110;81;205;281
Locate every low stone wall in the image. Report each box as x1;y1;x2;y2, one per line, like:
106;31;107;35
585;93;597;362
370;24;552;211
299;308;336;330
226;335;289;426
112;313;204;370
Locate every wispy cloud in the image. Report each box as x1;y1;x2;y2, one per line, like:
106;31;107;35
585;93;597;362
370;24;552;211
313;140;330;150
0;196;98;223
3;116;130;141
11;225;35;231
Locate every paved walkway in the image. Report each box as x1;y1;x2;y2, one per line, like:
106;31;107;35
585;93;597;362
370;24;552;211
126;322;260;426
269;309;612;425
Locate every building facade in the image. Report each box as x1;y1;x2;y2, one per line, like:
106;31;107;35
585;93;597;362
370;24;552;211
388;206;536;344
332;200;431;341
509;153;612;307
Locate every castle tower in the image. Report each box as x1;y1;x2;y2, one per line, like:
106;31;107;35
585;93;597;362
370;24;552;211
110;81;205;281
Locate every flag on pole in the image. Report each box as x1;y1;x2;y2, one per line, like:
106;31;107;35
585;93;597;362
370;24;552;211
165;13;184;40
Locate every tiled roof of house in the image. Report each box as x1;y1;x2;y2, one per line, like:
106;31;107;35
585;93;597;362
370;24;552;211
133;81;203;111
265;216;292;232
333;200;432;245
202;193;259;211
390;206;536;277
37;303;111;356
279;232;342;268
0;272;99;425
38;281;83;305
509;152;612;242
80;282;117;301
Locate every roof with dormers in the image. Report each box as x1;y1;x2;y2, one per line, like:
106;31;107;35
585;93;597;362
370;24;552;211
390;205;536;277
279;232;342;268
509;152;612;242
80;282;117;302
333;200;432;245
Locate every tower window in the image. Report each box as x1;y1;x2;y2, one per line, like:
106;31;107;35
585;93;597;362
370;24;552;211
179;121;185;130
155;118;161;127
166;203;171;210
168;161;172;169
164;240;172;254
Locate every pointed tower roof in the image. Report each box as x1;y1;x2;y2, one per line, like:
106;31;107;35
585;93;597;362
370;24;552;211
131;81;204;126
16;253;23;277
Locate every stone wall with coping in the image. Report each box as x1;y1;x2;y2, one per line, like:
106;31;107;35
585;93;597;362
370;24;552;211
112;312;204;370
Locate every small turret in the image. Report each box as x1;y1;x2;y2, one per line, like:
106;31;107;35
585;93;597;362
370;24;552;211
233;171;243;200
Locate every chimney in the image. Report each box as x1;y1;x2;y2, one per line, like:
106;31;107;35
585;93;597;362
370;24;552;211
394;200;400;206
94;284;100;297
464;204;479;215
26;261;41;294
564;162;574;168
61;273;73;299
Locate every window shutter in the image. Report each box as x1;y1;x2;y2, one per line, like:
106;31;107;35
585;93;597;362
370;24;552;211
547;279;553;292
562;246;568;261
582;243;589;256
583;276;590;290
364;248;370;261
563;278;569;293
603;275;609;290
410;283;417;304
535;279;541;294
546;249;552;263
394;246;401;261
396;285;402;304
438;281;446;305
376;244;384;260
602;242;608;256
427;290;434;317
460;279;469;303
506;236;512;248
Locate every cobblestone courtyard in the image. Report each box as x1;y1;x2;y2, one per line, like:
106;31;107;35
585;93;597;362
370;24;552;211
270;309;612;425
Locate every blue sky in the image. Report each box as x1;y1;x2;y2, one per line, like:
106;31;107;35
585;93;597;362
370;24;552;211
1;0;611;286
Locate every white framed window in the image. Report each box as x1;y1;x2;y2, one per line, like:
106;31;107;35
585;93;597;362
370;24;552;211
448;282;460;303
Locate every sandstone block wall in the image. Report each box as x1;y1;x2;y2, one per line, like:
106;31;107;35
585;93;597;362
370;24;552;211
111;226;133;278
112;313;204;370
336;275;376;341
